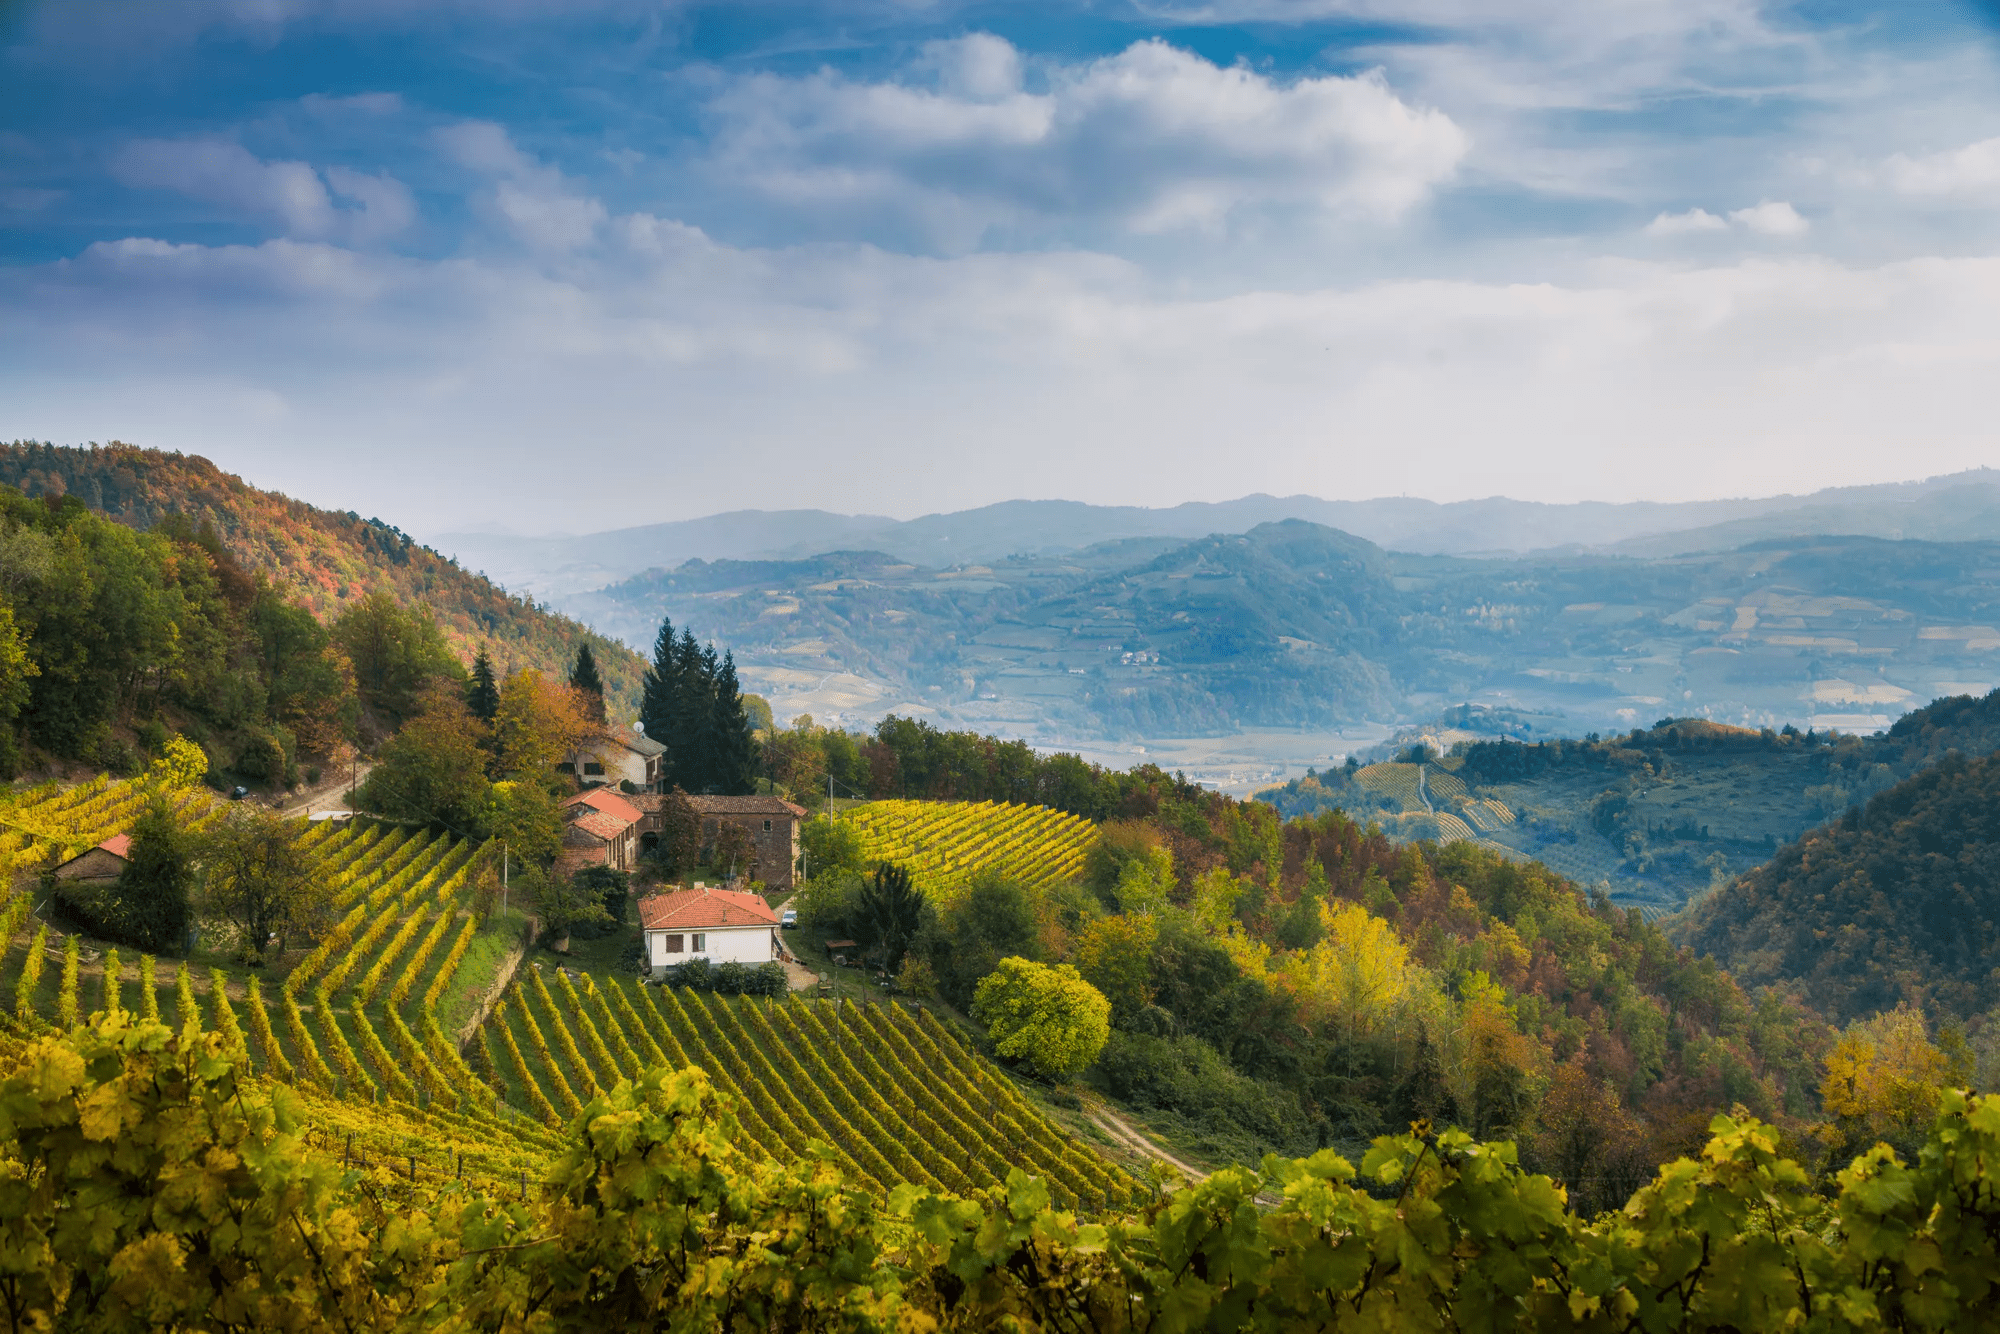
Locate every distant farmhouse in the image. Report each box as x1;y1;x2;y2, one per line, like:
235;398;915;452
554;755;807;889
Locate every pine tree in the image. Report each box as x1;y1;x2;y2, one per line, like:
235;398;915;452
710;650;758;795
465;648;500;722
569;643;606;723
640;618;679;772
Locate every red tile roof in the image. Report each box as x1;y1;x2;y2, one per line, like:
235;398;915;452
97;834;132;858
638;886;779;931
568;810;629;843
563;788;643;825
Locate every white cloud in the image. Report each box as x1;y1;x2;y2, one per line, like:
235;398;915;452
1645;207;1728;235
1644;200;1807;239
1729;200;1808;236
704;35;1467;245
1885;137;2000;198
10;214;2000;533
108;139;416;242
112;139;337;236
436;121;605;250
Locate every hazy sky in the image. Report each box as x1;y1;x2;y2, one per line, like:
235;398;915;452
6;1;2000;536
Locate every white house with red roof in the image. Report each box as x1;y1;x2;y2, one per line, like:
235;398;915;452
637;884;780;975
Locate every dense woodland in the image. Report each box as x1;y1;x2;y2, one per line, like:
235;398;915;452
1680;747;2000;1024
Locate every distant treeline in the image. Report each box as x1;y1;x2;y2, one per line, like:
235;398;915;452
765;711;1213;822
1457;691;2000;785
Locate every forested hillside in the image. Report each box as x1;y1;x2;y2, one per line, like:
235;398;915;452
0;442;642;721
1677;747;2000;1023
1259;690;2000;913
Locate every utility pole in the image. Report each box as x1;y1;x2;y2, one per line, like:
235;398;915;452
502;841;509;918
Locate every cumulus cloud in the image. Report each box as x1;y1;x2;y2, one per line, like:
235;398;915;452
1729;200;1808;236
704;35;1467;245
1885;137;2000;198
436;121;606;250
109;139;415;242
1645;200;1806;238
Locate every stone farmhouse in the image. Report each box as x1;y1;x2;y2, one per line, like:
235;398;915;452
556;786;806;890
638;884;781;976
556;787;643;877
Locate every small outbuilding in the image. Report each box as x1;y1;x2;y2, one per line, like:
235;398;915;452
638;883;780;977
50;834;131;887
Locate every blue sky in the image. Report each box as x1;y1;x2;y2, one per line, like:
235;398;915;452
5;1;2000;535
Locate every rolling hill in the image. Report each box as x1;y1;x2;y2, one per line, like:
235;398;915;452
1675;746;2000;1023
0;442;645;721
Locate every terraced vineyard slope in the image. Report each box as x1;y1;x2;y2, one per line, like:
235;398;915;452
475;971;1140;1212
839;799;1096;902
1;806;560;1186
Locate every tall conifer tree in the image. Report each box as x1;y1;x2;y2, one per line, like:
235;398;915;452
640;618;678;751
465;648;500;722
569;643;606;723
669;631;714;790
711;650;758;795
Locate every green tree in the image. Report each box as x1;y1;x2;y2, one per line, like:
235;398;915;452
569;864;631;937
919;868;1043;1007
569;642;606;723
639;616;680;769
972;956;1112;1080
1074;914;1157;1024
476;777;562;866
352;690;491;829
465;646;500;722
199;805;325;958
53;796;192;954
535;865;613;942
330;588;460;724
857;862;924;971
801;815;865;877
708;650;757;795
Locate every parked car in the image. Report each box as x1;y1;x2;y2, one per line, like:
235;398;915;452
230;785;249;801
780;908;798;929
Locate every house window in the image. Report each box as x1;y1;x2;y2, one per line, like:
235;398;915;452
555;761;575;775
583;761;604;776
762;819;772;832
662;934;684;954
692;933;706;952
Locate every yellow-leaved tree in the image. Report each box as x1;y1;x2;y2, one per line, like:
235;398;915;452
1821;1003;1969;1146
972;956;1112;1080
1280;900;1428;1041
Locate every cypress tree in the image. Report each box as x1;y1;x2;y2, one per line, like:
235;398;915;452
465;648;500;722
640;618;678;751
670;632;716;791
710;650;758;795
569;643;606;723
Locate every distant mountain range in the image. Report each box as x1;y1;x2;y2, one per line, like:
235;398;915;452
432;469;2000;600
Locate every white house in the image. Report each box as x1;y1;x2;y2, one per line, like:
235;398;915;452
638;884;780;976
564;724;667;790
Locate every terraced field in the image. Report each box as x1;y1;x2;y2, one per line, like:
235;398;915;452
476;971;1139;1211
840;799;1097;903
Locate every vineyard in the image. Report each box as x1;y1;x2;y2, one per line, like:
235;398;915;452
0;804;566;1188
1353;762;1426;812
839;799;1097;903
475;967;1139;1210
0;777;1136;1210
